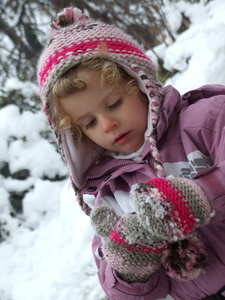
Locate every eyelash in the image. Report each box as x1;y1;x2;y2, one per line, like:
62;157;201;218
85;99;122;129
86;118;96;129
108;98;122;110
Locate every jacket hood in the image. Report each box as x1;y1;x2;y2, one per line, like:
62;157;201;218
37;7;165;213
60;64;166;191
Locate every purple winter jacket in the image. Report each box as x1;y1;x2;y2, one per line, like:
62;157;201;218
81;85;225;300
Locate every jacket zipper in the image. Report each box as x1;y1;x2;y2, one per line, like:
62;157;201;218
87;160;139;180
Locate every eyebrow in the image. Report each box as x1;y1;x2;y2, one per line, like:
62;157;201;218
76;90;123;122
76;114;92;125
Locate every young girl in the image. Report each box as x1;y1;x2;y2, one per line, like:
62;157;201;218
37;7;225;300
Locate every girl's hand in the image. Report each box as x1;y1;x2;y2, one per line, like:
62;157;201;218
131;177;214;242
90;206;165;282
91;178;214;282
130;177;214;280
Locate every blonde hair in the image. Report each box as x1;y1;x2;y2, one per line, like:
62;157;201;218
51;57;147;144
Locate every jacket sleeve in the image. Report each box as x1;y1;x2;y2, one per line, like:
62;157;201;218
182;91;225;224
92;235;170;300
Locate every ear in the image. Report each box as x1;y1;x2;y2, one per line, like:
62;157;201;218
90;206;119;238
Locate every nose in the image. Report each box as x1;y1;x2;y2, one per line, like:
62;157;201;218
101;115;118;133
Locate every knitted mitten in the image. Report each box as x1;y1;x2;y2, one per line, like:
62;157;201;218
131;177;214;280
90;206;169;283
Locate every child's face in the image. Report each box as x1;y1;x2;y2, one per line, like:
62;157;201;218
60;70;148;153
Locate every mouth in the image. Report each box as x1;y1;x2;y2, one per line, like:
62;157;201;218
113;132;131;145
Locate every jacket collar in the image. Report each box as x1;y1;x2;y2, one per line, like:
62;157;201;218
156;85;181;141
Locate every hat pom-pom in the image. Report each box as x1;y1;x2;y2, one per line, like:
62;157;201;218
51;7;87;30
161;235;208;281
47;7;87;40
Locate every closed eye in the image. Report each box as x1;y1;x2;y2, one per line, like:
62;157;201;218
108;99;122;110
86;118;96;129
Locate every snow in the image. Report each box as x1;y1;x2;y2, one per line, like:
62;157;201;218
158;0;225;93
1;1;225;299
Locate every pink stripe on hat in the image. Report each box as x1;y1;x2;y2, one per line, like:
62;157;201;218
39;39;151;87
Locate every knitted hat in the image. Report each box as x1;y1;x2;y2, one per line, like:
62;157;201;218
38;7;163;110
37;7;165;214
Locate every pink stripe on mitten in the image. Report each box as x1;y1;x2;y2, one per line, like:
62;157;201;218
90;206;166;282
131;177;214;281
146;178;197;235
109;220;170;253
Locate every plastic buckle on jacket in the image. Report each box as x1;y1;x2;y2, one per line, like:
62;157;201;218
202;286;225;300
216;285;225;300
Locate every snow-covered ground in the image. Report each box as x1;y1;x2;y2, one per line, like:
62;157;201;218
0;0;225;299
